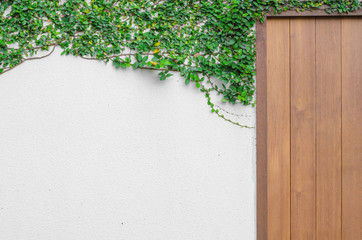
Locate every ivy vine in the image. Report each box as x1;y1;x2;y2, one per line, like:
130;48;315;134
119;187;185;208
1;0;361;128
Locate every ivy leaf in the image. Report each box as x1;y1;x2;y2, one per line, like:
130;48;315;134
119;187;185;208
1;0;356;128
132;62;139;69
185;78;190;85
238;95;246;101
159;72;166;80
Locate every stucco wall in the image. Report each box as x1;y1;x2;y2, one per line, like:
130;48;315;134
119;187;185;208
0;48;256;240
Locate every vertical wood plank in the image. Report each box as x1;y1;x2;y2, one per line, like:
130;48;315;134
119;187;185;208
316;18;342;240
290;18;316;240
267;18;290;240
342;18;362;240
256;20;268;240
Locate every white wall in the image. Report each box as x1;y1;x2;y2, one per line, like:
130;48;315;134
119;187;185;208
0;48;256;240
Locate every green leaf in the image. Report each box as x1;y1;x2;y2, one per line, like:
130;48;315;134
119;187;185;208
159;72;166;80
2;0;349;128
135;53;142;62
132;62;139;69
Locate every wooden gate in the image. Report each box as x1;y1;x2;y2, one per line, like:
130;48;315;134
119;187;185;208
257;16;362;240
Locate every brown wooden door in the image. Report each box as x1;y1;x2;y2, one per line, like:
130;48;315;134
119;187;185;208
266;17;362;240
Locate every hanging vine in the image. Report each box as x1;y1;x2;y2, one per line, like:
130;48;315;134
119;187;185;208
1;0;361;128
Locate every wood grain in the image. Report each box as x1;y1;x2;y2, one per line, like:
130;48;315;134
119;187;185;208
290;18;316;240
316;18;342;240
341;18;362;240
256;20;268;240
266;18;291;240
257;15;362;240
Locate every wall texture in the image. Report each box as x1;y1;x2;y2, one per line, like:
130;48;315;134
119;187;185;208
0;48;256;240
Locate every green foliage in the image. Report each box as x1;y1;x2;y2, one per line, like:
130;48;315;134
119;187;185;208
0;0;361;128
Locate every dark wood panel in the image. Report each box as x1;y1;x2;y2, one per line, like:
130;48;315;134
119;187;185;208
256;20;268;240
341;18;362;240
290;18;316;240
316;18;342;240
266;18;291;240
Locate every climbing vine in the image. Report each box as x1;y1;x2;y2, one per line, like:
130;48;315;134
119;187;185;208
1;0;361;128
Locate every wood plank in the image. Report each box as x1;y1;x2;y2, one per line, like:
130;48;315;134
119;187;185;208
267;18;290;240
316;18;342;240
341;18;362;240
256;20;268;240
290;18;316;240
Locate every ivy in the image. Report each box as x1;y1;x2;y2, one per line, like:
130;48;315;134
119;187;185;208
1;0;361;128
